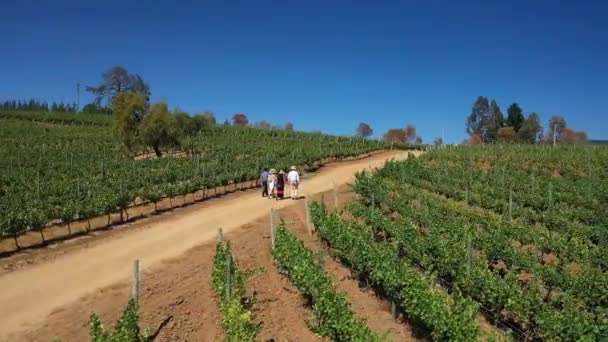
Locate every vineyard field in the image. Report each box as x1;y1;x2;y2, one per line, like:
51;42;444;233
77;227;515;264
311;144;607;340
0;113;399;247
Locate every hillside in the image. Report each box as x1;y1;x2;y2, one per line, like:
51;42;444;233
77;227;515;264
0;111;398;248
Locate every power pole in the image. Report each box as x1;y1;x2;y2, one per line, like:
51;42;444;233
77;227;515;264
553;124;557;147
442;128;445;146
76;82;80;112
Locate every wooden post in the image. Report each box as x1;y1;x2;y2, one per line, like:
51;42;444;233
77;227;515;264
132;259;140;304
218;227;223;242
270;209;275;249
391;301;398;319
305;197;312;236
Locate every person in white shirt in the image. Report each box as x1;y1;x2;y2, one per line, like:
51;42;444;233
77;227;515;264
287;166;300;200
268;169;277;199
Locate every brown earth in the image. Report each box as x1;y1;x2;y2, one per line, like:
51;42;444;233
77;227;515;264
0;150;417;341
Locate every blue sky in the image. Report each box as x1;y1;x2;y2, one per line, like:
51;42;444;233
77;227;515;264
1;0;606;142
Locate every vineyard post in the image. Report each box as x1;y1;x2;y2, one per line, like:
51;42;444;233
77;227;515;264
305;196;312;236
217;227;223;242
270;208;275;249
391;301;398;319
132;259;140;304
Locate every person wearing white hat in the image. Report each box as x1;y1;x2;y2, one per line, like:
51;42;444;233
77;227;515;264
287;166;300;200
268;169;277;199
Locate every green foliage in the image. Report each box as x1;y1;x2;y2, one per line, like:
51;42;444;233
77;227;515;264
467;96;499;142
111;92;148;150
517;112;542;143
272;225;380;341
506;103;525;132
310;202;479;341
212;241;259;341
0;116;399;242
138;102;179;157
354;145;608;340
89;299;146;342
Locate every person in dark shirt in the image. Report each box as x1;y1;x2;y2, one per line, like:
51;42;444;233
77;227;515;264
260;168;269;197
276;170;286;200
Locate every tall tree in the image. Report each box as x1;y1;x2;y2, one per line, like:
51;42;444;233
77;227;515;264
232;113;249;126
255;120;272;128
433;137;443;146
466;96;495;142
356;122;373;139
490;100;505;128
111;92;148;150
86;66;150;106
506;103;525;132
518;112;542;143
548;116;567;141
414;136;423;144
285;122;294;131
404;125;417;143
139;102;179;157
383;128;407;143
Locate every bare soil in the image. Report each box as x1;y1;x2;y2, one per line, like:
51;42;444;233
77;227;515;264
0;151;417;341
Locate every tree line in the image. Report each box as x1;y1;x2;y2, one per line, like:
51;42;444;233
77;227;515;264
466;96;587;144
0;99;78;113
86;66;298;156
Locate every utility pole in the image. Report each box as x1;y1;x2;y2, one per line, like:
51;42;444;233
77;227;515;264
553;124;557;147
76;81;80;112
441;128;445;146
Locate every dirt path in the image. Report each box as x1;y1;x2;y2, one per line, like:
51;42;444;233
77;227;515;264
0;150;415;340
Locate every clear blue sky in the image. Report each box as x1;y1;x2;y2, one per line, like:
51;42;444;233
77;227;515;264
1;0;606;142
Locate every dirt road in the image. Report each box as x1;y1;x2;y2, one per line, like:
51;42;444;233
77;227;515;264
0;150;414;338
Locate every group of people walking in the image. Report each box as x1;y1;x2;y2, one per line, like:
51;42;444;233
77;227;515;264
260;166;300;200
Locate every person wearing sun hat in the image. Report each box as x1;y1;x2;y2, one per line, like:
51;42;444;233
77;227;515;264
268;169;277;199
276;170;286;200
287;166;300;200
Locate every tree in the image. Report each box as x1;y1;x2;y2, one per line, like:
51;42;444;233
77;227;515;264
548;116;567;141
383;128;407;143
192;112;216;131
560;128;588;144
232;113;249;127
174;110;196;136
497;127;516;143
356;122;373;139
518;112;542;143
285;122;294;131
468;134;482;145
414;136;423;144
491;100;505;128
86;66;150;106
404;125;417;143
111;92;148;150
139;102;179;157
255;120;272;129
506;103;525;132
223;119;230;126
433;137;443;146
466;96;497;142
